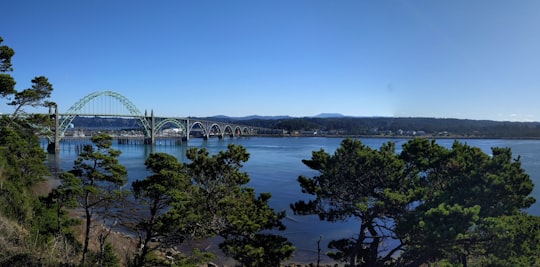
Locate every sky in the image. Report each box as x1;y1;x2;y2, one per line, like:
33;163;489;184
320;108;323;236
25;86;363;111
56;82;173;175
1;0;540;121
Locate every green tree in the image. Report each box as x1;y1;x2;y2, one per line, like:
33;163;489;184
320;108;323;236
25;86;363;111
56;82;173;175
291;138;411;267
101;242;121;267
475;214;540;266
0;124;49;223
87;242;120;267
0;36;54;151
0;37;54;124
180;144;295;267
47;172;82;236
129;152;192;267
0;36;63;265
0;119;49;187
397;139;537;266
0;37;14;72
33;172;82;265
66;133;127;266
292;138;540;267
8;76;54;119
0;37;16;98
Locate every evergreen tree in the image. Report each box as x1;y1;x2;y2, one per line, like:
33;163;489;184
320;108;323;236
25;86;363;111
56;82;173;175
293;138;540;267
291;138;411;266
180;144;295;267
397;139;538;266
0;37;52;225
129;152;192;267
0;35;61;266
33;172;82;265
8;75;54;119
0;36;16;97
65;133;127;266
87;242;120;267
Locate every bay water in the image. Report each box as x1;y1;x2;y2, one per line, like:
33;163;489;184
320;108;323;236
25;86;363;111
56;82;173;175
45;137;540;263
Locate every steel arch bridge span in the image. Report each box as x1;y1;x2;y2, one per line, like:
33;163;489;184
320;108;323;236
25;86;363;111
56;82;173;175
57;91;152;140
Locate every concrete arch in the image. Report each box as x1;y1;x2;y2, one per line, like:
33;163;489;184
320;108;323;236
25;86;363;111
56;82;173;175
188;121;209;138
188;121;235;139
242;127;251;135
208;123;223;137
223;125;245;138
154;118;187;134
234;126;243;135
222;125;235;137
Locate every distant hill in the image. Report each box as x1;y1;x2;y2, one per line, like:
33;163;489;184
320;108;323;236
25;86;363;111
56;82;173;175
203;116;540;138
313;113;346;118
205;114;347;120
205;115;293;121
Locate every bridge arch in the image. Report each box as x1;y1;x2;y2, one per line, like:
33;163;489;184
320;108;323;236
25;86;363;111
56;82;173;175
57;91;151;140
222;124;244;137
223;125;234;137
208;123;223;137
188;121;230;139
188;121;209;138
154;118;187;135
185;121;256;139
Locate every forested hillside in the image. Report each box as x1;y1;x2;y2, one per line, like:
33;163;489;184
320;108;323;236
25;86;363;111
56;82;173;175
209;116;540;138
70;116;540;138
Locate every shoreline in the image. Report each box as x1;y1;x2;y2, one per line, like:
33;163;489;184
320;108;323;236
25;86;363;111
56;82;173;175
262;134;540;140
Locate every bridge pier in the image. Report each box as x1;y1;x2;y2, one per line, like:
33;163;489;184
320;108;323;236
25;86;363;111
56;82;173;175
150;110;155;145
185;118;190;142
48;105;60;154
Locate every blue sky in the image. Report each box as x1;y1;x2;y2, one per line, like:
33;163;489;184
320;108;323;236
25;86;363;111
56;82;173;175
1;0;540;121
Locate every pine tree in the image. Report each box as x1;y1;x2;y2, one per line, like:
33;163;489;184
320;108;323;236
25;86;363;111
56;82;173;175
65;133;127;266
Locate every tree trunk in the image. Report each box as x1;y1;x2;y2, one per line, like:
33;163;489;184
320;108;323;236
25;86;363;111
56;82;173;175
367;223;380;267
460;253;468;267
98;230;107;267
351;220;368;267
137;230;152;267
136;204;158;267
81;193;92;266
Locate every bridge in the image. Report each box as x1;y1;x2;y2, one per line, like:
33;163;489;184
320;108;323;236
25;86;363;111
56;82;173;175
46;91;274;153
